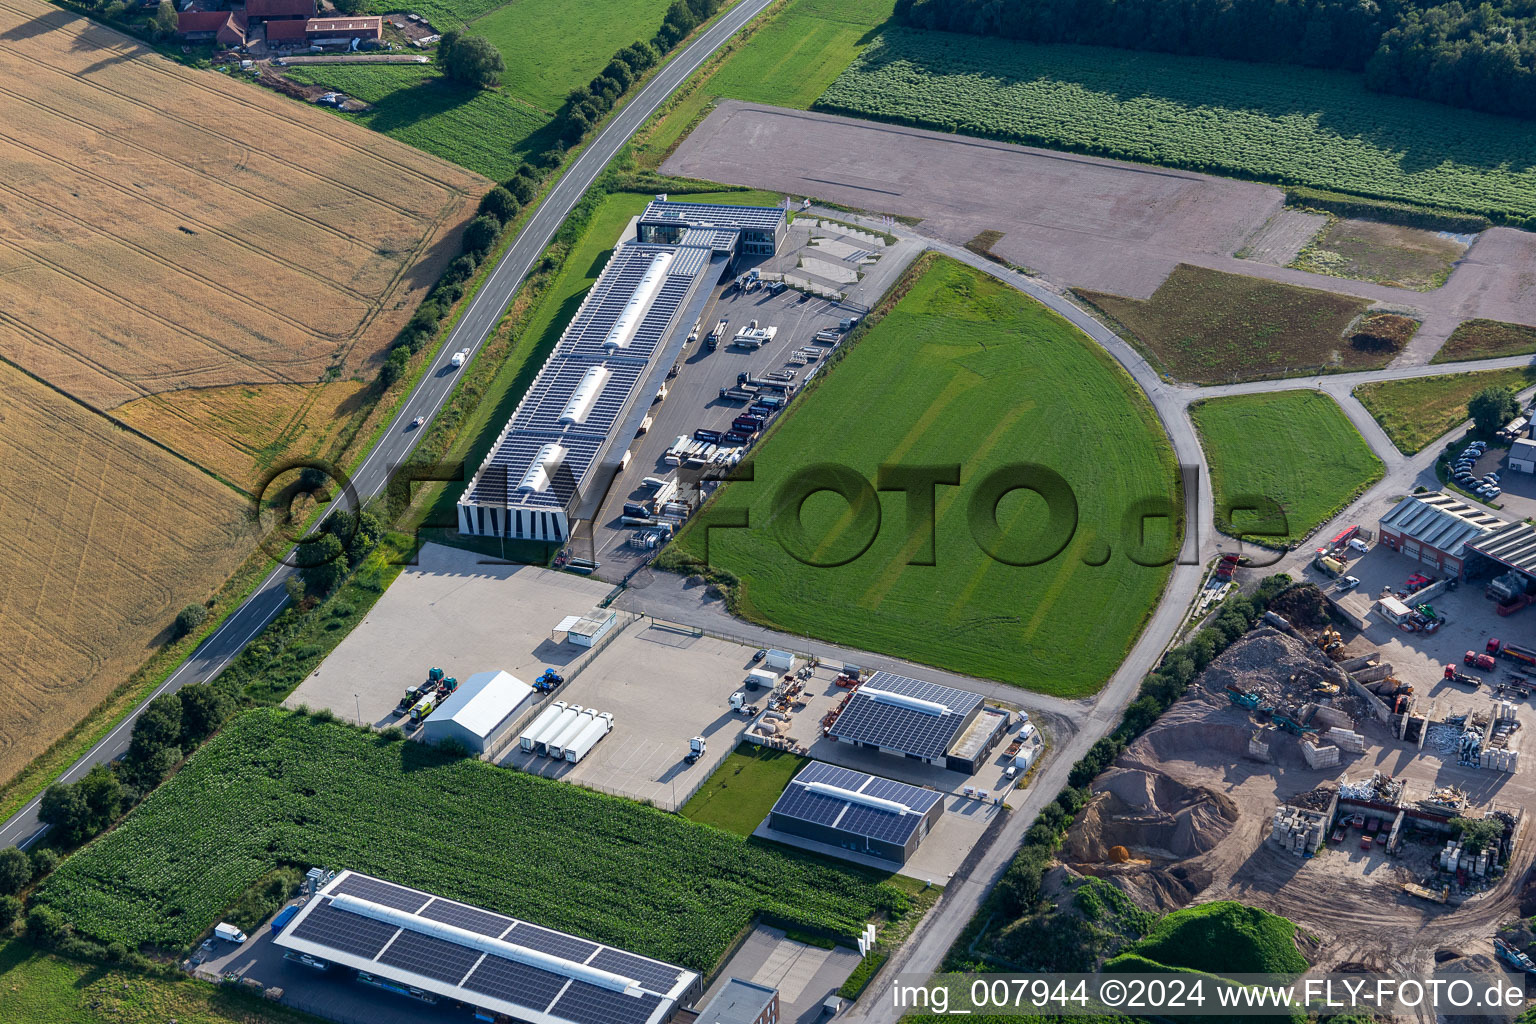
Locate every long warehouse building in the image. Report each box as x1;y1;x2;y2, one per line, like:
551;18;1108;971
274;870;700;1024
458;200;787;542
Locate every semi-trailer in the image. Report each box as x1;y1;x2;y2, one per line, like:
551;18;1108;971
563;712;615;764
547;708;599;758
519;701;569;753
535;705;584;755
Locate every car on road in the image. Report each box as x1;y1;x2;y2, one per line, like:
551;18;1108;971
450;348;470;368
409;415;425;430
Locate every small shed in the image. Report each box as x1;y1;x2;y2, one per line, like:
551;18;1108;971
552;609;617;647
419;670;534;754
1511;438;1536;474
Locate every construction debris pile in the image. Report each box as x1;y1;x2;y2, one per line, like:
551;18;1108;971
1271;803;1329;856
1339;770;1404;804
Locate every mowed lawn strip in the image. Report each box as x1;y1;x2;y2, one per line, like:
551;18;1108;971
815;28;1536;224
670;257;1177;697
1355;368;1536;455
1432;319;1536;364
681;743;809;835
0;940;318;1024
636;0;896;167
1190;391;1384;545
1077;265;1375;384
36;710;895;970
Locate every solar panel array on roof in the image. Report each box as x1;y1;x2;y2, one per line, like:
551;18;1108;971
273;871;696;1024
770;762;942;847
827;671;984;760
460;242;711;527
640;200;785;232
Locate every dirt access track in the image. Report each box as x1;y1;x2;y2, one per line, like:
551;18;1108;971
665;101;1536;348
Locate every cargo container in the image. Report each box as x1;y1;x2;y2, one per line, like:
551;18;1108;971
563;712;614;763
764;649;794;671
695;428;722;443
271;903;301;933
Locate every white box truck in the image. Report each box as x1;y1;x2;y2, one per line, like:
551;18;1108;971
519;701;568;753
563;712;614;764
548;708;599;758
214;922;248;944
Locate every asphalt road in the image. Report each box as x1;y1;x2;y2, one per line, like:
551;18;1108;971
0;0;775;852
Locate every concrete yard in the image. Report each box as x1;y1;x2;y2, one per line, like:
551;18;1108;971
284;543;615;727
701;926;861;1024
498;625;767;810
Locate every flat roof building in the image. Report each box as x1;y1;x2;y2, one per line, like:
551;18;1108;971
419;670;535;754
694;979;779;1024
306;15;383;42
275;870;700;1024
1377;492;1506;579
767;762;943;863
553;610;619;647
827;671;991;771
637;199;787;257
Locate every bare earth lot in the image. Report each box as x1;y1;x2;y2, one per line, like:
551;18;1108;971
666;101;1536;365
0;0;484;789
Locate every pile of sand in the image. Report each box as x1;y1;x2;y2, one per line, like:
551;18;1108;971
1065;768;1240;864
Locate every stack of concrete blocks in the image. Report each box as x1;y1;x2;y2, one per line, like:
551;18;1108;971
1314;706;1355;732
1328;729;1366;753
1247;727;1274;763
1302;740;1341;769
1479;748;1521;773
1270;805;1326;856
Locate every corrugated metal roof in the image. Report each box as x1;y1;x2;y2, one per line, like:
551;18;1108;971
1468;521;1536;574
1378;492;1505;557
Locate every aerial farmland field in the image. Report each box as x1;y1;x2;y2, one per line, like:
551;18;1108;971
37;710;898;971
668;257;1178;697
0;0;483;787
814;28;1536;225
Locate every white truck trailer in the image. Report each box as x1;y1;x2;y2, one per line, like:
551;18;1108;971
535;705;584;755
563;712;614;764
547;708;599;758
518;701;568;753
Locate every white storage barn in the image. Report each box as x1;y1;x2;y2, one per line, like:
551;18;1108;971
420;670;535;754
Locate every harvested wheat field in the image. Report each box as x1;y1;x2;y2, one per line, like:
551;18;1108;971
0;363;254;785
0;0;484;421
0;0;487;788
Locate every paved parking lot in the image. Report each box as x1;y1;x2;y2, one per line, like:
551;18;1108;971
285;544;614;727
498;625;765;809
578;218;919;581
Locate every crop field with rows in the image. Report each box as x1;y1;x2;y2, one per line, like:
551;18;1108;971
815;28;1536;224
37;710;897;969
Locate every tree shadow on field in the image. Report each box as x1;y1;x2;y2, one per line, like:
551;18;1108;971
867;28;1536;177
0;10;61;41
361;75;489;135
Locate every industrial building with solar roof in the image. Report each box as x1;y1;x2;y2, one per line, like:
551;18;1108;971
273;870;700;1024
767;762;944;863
827;671;1007;774
458;200;787;543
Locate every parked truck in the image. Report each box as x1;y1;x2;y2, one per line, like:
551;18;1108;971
535;705;584;755
408;692;439;726
1497;640;1536;667
214;922;248;944
519;702;568;753
563;712;614;763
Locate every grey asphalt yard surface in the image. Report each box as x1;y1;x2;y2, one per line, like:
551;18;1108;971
0;0;779;852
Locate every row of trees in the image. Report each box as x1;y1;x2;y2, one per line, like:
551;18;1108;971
894;0;1536;119
558;40;664;146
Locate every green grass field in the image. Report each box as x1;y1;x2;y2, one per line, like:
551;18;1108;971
1355;368;1536;454
1190;392;1384;545
1077;265;1377;384
0;941;319;1024
283;65;556;180
36;709;895;970
815;28;1536;225
1112;901;1307;976
636;0;895;167
681;743;808;835
1433;319;1536;363
668;257;1177;696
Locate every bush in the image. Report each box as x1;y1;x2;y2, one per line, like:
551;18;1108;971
173;603;208;639
463;214;501;255
477;185;518;226
0;847;33;896
444;253;479;286
224;867;304;934
380;347;409;388
26;905;67;946
438;31;505;88
0;894;22;930
30;847;59;880
504;174;537;206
